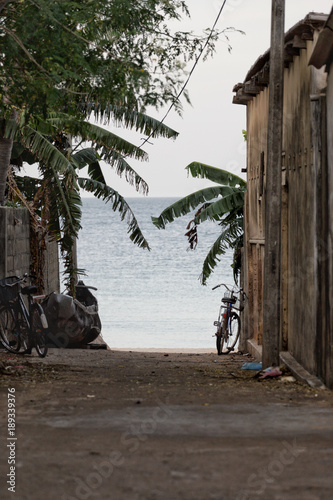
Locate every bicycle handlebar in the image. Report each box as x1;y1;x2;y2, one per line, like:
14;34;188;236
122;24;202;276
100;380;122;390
3;274;36;287
212;283;243;292
212;283;248;302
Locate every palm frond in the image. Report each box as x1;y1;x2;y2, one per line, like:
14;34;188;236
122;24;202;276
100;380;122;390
71;148;106;184
199;215;243;286
4;117;20;140
78;177;150;250
49;164;82;240
85;105;179;139
19;125;77;178
60;119;149;161
195;190;245;223
67;122;149;194
151;186;234;229
71;148;99;168
98;148;149;195
186;162;246;188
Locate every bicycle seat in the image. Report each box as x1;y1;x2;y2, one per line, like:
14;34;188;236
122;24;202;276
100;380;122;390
22;285;38;295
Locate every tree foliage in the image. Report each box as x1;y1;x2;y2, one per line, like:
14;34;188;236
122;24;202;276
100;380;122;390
1;0;223;118
0;0;235;291
152;162;246;285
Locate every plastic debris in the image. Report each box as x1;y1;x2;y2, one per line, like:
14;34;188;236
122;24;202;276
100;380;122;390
241;362;262;370
259;366;283;379
279;376;296;383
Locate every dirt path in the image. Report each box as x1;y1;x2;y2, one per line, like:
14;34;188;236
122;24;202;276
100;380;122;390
1;348;333;500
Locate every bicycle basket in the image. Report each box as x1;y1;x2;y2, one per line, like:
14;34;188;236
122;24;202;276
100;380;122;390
0;277;19;306
233;293;247;311
222;291;236;305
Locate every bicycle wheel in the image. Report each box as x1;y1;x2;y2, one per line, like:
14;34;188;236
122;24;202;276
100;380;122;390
215;306;225;355
221;312;240;354
0;307;21;353
17;310;32;354
216;326;222;355
31;304;48;358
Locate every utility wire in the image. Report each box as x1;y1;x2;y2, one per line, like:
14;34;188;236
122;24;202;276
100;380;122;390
133;0;228;155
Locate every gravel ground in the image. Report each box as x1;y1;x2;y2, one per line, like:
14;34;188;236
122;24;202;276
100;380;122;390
0;347;333;500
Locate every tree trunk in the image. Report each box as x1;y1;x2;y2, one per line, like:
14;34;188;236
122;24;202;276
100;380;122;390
0;136;13;205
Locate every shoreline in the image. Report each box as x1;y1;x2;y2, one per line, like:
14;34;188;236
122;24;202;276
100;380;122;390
110;347;216;353
95;334;217;353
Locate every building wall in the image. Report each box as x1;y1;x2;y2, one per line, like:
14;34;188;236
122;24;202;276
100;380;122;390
281;44;325;374
0;206;59;294
326;59;333;388
245;88;269;344
243;31;333;386
236;13;333;387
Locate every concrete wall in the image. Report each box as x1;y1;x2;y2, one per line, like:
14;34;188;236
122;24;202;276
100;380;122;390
0;206;59;294
0;207;30;278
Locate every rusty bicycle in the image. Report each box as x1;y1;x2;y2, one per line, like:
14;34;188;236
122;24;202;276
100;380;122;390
212;283;246;355
0;274;48;357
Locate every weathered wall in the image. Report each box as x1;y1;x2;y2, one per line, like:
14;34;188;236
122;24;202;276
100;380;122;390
281;44;323;374
0;207;30;278
236;15;332;387
0;206;59;294
245;89;269;344
325;59;333;388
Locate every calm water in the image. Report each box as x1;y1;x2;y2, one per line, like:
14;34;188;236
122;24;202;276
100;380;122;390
77;197;234;348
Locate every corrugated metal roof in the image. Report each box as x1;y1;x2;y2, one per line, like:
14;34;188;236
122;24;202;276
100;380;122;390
308;7;333;69
233;12;328;105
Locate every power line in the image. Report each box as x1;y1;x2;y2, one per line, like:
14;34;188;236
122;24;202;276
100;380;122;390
133;0;228;154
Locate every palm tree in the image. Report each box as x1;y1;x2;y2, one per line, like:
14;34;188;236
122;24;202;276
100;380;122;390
6;108;178;292
152;162;246;285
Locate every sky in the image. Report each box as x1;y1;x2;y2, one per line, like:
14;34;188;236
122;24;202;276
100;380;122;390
99;0;332;199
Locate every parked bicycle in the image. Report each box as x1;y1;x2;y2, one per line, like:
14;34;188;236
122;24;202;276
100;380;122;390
0;274;48;357
212;283;246;355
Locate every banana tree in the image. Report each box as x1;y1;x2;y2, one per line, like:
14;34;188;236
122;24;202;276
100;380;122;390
152;162;246;285
6;108;178;292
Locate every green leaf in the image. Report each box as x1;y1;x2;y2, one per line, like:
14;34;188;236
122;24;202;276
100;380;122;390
195;190;245;223
64;119;149;161
78;177;150;250
72;148;106;184
91;106;179;139
199;215;243;285
20;125;77;179
186;162;246;188
151;186;234;229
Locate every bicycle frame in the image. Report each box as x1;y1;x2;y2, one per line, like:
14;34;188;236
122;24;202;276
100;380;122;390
17;292;31;329
213;283;246;355
0;275;48;356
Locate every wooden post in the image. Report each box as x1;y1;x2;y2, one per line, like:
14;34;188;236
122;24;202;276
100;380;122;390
262;0;285;367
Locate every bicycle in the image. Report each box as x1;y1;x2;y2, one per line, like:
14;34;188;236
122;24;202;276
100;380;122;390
212;283;246;355
0;274;48;357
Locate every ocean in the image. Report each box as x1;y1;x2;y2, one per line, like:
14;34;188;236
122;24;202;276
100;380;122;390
76;197;235;349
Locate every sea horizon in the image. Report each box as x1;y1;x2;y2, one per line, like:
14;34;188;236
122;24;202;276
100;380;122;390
77;197;235;349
